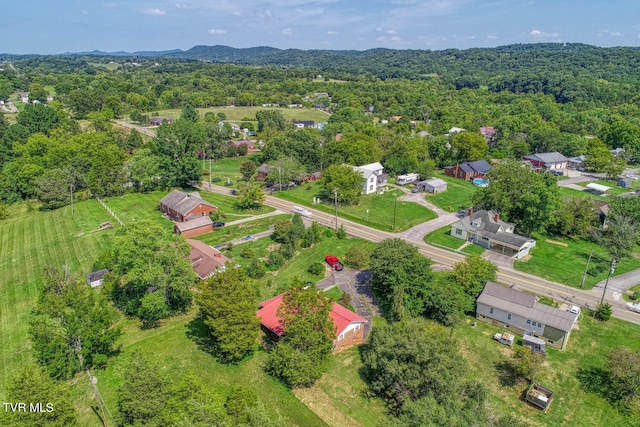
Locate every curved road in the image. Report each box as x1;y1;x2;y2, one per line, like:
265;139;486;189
202;182;640;326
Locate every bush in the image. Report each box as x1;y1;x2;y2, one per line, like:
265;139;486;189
308;262;325;275
596;303;612;321
240;246;255;259
267;252;285;270
211;176;222;182
278;242;296;260
631;291;640;301
344;245;370;269
246;258;265;279
588;262;607;276
336;224;347;239
338;293;352;308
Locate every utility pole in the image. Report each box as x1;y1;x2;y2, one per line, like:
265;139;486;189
334;189;338;232
278;165;282;191
209;159;212;190
393;194;397;231
600;257;617;305
580;249;594;288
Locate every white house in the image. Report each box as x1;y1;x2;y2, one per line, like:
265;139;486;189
354;162;386;195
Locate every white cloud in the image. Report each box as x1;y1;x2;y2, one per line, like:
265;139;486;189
377;36;402;43
386;29;398;34
282;28;293;36
611;32;621;36
530;29;559;38
208;28;226;34
376;27;382;32
487;35;498;39
327;31;339;35
141;8;166;15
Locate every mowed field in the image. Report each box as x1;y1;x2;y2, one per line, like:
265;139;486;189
0;201;118;399
153;106;330;123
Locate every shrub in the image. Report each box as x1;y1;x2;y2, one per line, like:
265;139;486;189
267;252;285;270
246;258;265;279
632;291;640;301
308;262;325;275
344;245;370;269
211;176;222;182
278;242;296;260
336;224;347;239
240;246;255;259
596;303;612;321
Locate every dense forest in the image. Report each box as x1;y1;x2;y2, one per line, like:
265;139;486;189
1;43;640;207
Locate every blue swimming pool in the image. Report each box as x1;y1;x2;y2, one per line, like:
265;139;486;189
472;179;489;187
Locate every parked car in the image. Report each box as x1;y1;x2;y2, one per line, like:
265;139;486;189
325;255;344;271
292;206;312;217
212;221;225;228
625;174;638;180
550;170;564;176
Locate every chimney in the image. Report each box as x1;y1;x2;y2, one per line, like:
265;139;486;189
494;212;499;222
214;252;222;258
467;207;473;217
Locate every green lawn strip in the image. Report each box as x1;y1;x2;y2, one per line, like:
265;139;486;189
206;155;264;182
424;225;485;255
274;183;436;232
323;286;343;301
557;186;609;201
622;284;640;302
72;311;326;427
576;178;633;196
153;106;329;123
0;200;116;398
193;214;291;246
454;314;640;426
514;234;640;289
426;171;478;212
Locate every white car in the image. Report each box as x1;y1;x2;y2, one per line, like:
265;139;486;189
291;206;312;217
625;174;638;180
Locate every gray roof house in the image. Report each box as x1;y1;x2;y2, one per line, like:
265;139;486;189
354;162;386;195
450;209;536;259
86;268;109;288
160;190;217;222
476;282;578;350
522;152;569;170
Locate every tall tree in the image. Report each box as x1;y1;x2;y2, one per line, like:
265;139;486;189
28;265;121;380
320;163;365;205
235;178;266;209
15;103;60;135
196;268;260;362
265;285;335;387
450;130;488;161
369;238;433;320
472;159;559;234
453;254;498;298
607;348;640;406
181;103;200;123
256;109;288;132
153;118;205;187
1;363;77;427
239;160;257;181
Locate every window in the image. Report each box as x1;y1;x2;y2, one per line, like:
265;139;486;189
455;228;463;235
370;177;374;183
338;334;344;341
355;324;360;331
537;322;543;327
507;313;512;320
489;307;494;314
526;319;531;325
369;184;374;191
201;212;205;217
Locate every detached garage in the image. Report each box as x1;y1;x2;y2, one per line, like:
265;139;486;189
423;178;447;194
174;216;213;238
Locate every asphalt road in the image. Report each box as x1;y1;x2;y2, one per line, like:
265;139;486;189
202;182;640;326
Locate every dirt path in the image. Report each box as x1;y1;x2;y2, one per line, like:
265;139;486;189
293;387;364;427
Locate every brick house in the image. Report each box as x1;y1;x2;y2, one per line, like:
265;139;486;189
174;216;213;238
257;292;367;354
160;190;217;222
186;239;230;279
522;152;569;171
476;282;578;350
444;160;491;180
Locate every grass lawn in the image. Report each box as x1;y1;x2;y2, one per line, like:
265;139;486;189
557;186;609;201
424;225;485;255
514;234;640;289
0;200;118;399
576;179;631;196
72;310;325;427
274;182;436;232
455;314;640;426
194;214;290;246
622;284;640;302
152;106;329;124
426;171;478;212
206;155;263;182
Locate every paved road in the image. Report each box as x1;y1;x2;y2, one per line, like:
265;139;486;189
202;182;640;325
224;210;285;226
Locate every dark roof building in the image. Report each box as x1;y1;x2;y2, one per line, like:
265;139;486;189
522;152;569;170
444;160;491;180
160;190;217;222
476;282;578;350
187;239;230;279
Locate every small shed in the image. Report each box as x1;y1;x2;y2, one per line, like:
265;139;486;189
86;269;109;288
526;383;554;412
174;216;213;238
523;335;546;353
423;178;447;194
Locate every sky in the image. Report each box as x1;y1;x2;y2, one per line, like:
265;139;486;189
2;0;640;54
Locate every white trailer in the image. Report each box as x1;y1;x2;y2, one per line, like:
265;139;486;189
396;173;420;185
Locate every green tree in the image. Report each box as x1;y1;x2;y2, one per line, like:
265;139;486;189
369;238;433;320
15;103;60;135
511;346;546;385
236;179;266;209
153;118;205;187
240;160;257;181
28;265;121;380
472;160;559;234
320;163;365;205
181;103;200;123
324;133;381;166
117;351;169;427
344;245;371;269
256;109;288;132
161;374;230;426
450;130;488;161
607;348;640;406
595;302;613;321
548;197;599;238
584;137;626;179
362;318;486;420
126;148;163;192
453;254;497;298
268;155;306;185
196;268;260;362
35;168;73;209
265;285;335;386
1;363;77;427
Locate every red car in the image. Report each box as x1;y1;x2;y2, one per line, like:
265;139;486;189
325;255;344;271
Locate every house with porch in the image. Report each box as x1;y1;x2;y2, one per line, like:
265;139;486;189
476;282;578;350
257;292;368;354
187;239;229;279
450;209;536;259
